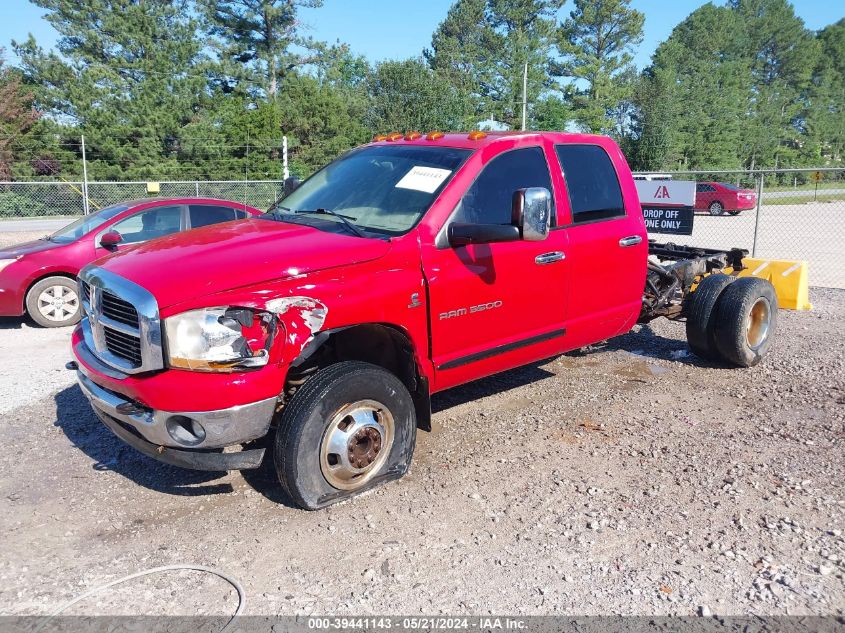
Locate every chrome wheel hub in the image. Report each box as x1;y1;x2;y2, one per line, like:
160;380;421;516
320;400;394;491
38;285;79;322
747;297;771;350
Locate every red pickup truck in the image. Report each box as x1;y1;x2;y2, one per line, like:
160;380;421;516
70;132;778;509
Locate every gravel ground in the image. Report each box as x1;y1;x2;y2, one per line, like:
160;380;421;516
0;283;842;619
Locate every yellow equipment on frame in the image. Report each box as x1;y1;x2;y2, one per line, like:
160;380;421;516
736;257;812;311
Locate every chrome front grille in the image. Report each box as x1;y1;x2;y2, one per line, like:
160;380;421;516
103;326;143;365
78;266;164;375
101;290;139;327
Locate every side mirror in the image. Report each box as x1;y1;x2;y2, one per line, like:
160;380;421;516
512;187;551;241
99;230;123;248
283;176;302;197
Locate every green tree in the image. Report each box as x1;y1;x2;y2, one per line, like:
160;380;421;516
806;19;845;163
200;0;324;99
14;0;208;180
367;58;472;134
730;0;820;169
277;74;369;175
425;0;495;123
637;4;749;169
0;49;39;180
555;0;644;134
625;66;675;171
427;0;557;129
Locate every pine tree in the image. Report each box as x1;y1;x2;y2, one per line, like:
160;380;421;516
367;58;472;134
14;0;208;180
730;0;820;169
807;19;845;164
0;50;39;180
200;0;324;99
555;0;644;134
426;0;557;129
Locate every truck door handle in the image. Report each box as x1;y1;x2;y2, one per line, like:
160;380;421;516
619;235;643;247
535;251;565;265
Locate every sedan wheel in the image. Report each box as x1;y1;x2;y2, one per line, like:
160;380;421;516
25;276;83;328
708;201;725;216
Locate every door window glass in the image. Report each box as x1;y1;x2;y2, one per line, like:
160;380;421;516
452;147;554;225
555;144;625;223
189;204;238;228
110;206;182;244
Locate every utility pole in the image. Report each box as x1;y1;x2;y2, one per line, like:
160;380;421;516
521;63;528;131
80;135;90;215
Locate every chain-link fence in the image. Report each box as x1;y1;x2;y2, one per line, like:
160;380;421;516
635;168;845;289
0;180;284;218
2;168;843;288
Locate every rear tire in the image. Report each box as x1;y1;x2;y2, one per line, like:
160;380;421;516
728;210;741;216
708;201;725;216
686;274;736;361
274;361;416;510
712;277;778;367
25;276;82;328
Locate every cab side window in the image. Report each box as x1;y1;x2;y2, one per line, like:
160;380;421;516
189;204;239;228
110;206;182;244
452;147;554;225
556;144;625;224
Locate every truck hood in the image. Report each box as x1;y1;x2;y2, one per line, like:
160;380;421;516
0;238;63;259
96;218;392;309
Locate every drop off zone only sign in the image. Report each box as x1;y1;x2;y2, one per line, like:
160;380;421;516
635;180;696;236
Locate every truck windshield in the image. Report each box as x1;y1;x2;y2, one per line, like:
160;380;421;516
49;204;130;243
273;145;472;236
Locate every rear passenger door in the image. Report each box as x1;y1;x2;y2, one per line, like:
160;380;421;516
554;144;646;348
187;204;246;229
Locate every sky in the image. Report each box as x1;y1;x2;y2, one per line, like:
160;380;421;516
0;0;842;70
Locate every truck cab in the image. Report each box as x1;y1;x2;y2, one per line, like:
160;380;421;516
71;132;774;510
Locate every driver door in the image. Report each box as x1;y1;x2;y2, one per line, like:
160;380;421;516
420;146;570;390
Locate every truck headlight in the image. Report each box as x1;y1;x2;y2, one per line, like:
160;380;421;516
164;306;276;372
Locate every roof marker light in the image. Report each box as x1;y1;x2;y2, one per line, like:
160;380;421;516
386;132;403;141
373;134;388;141
405;131;422;140
426;131;445;141
468;130;487;140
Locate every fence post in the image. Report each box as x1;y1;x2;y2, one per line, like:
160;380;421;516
195;181;199;196
282;135;289;180
81;135;90;215
751;172;764;257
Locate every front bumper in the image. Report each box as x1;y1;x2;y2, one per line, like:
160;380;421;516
77;368;277;471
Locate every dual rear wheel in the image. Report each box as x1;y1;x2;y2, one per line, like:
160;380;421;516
686;274;778;367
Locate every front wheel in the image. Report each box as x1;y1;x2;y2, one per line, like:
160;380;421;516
708;201;725;216
274;361;416;510
26;276;82;328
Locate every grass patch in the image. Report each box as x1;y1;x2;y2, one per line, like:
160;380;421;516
763;194;845;205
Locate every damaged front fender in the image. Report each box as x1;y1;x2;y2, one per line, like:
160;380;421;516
264;296;329;362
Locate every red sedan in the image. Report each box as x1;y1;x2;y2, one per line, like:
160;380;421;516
695;181;757;216
0;198;261;327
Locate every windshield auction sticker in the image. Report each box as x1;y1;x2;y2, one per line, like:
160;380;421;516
395;166;452;193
